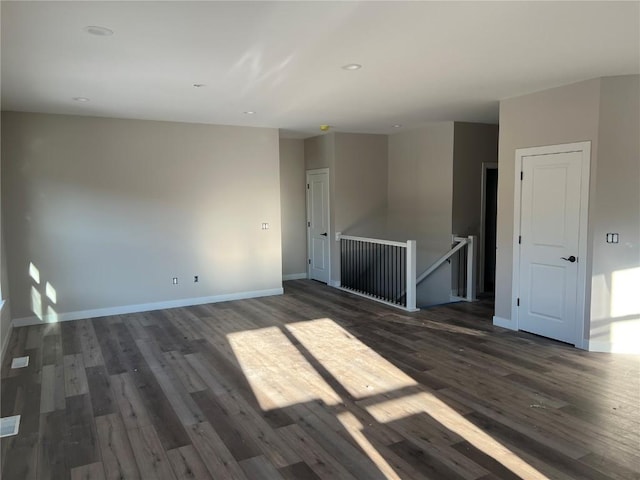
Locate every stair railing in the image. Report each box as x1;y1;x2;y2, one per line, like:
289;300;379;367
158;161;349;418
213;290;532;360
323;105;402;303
416;235;476;302
338;235;417;312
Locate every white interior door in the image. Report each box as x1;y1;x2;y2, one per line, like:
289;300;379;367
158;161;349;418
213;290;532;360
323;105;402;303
307;170;330;283
515;144;589;345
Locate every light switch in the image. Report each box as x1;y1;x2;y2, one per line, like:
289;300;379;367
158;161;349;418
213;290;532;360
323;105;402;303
606;233;619;244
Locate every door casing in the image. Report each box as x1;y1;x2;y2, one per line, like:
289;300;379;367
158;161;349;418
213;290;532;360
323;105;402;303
306;168;331;283
511;142;591;348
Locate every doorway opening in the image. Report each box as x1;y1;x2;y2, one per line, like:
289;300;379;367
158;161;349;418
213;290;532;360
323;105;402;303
480;163;498;294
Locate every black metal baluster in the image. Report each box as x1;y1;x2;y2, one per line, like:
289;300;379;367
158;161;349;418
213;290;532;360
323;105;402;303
384;245;388;302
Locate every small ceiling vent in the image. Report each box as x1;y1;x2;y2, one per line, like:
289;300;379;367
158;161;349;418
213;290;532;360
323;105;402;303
0;415;21;437
11;356;29;369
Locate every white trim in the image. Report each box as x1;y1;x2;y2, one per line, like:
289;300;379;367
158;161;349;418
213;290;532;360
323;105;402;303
588;340;640;355
511;142;591;348
328;280;341;288
11;288;284;327
493;315;516;330
283;273;307;281
417;237;467;285
479;162;498;293
338;287;419;313
405;240;417;311
306;168;331;284
338;234;407;248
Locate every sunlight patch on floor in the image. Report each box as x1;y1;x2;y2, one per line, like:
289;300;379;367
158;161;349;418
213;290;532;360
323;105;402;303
229;316;549;480
227;325;341;410
336;411;402;480
286;318;417;399
366;392;550;480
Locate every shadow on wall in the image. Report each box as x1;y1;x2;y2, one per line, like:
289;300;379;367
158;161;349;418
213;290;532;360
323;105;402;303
591;265;640;353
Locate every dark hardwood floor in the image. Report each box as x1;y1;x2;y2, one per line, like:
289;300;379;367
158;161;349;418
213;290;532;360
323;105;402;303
1;280;638;479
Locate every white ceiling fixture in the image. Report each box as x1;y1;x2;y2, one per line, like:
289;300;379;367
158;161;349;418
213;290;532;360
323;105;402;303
84;25;113;36
342;63;362;71
1;2;638;138
243;111;256;115
72;97;90;102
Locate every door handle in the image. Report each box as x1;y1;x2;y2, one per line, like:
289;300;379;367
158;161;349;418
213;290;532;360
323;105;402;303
561;255;577;263
321;232;328;237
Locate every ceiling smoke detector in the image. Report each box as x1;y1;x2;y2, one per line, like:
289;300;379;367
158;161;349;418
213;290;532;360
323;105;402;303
342;63;362;71
85;26;114;36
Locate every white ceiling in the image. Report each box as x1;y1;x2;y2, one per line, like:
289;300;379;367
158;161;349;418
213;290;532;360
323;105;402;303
2;1;639;138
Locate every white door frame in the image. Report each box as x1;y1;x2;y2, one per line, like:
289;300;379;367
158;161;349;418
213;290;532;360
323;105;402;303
511;142;591;348
306;168;331;282
479;162;498;293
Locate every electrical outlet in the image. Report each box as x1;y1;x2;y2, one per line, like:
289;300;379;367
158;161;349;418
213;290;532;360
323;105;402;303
172;277;178;285
194;275;199;283
261;222;270;230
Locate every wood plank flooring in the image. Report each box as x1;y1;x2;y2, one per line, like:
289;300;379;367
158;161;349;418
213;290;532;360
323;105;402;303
1;280;639;479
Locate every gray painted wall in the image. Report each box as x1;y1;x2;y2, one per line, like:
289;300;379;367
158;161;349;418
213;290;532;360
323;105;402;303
495;78;601;333
304;132;387;285
452;122;499;236
279;138;307;277
388;122;455;305
452;122;499;292
590;75;640;352
495;74;640;352
333;133;388;283
304;134;336;282
303;124;497;307
1;154;11;357
2;112;283;321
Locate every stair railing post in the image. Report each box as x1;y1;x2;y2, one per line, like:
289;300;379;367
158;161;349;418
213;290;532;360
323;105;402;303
466;235;477;301
406;240;417;311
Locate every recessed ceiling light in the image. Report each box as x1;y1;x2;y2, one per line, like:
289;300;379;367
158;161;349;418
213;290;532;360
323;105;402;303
392;124;402;128
73;97;90;102
193;83;206;88
84;26;114;36
244;111;256;115
342;63;362;71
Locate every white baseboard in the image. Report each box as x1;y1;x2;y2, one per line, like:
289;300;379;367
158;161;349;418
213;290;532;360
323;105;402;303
588;340;640;355
575;339;589;350
12;287;284;327
493;315;516;330
283;273;307;281
329;280;341;288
